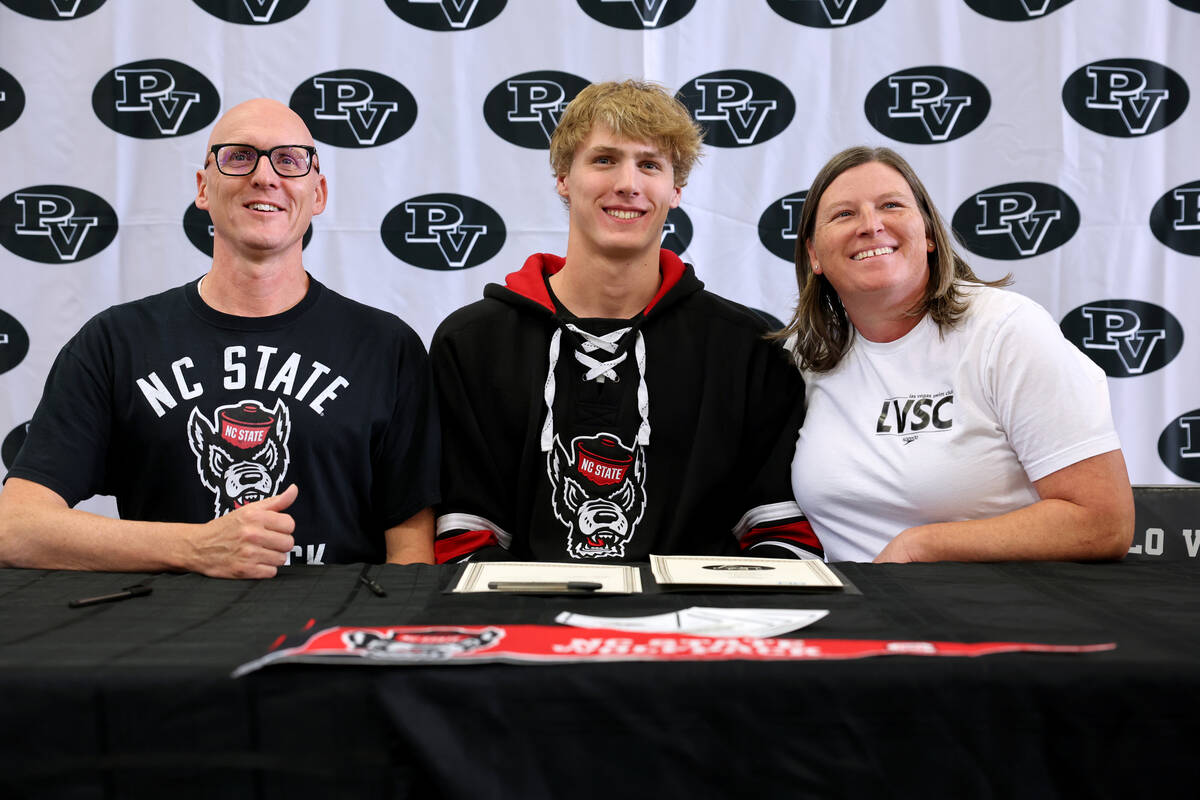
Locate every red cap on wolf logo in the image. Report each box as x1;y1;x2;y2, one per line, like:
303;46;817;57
219;403;274;450
574;434;633;487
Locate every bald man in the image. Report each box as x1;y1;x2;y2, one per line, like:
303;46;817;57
0;99;438;577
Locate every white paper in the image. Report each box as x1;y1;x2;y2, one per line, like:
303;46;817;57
555;607;830;638
650;554;843;589
452;561;642;594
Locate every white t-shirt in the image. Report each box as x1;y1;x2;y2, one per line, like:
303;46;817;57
791;285;1121;562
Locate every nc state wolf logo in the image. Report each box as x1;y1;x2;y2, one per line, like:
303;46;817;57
548;433;647;559
187;400;291;516
343;627;503;661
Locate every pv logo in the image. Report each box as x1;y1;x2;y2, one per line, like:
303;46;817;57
385;0;507;31
290;71;417;148
92;59;220;139
0;67;24;134
2;421;31;470
381;193;506;271
865;66;990;144
661;207;693;257
1159;409;1200;483
0;0;107;19
192;0;310;24
757;190;808;262
483;71;591;149
183;202;312;257
962;0;1075;20
1169;0;1200;12
1149;178;1200;256
576;0;696;29
0;309;30;375
765;0;885;27
676;71;795;148
951;182;1079;260
0;185;119;264
1060;300;1183;378
1063;59;1189;138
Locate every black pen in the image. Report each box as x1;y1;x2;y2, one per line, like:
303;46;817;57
487;581;603;592
359;574;388;597
68;583;153;608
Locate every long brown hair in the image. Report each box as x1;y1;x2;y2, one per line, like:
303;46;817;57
774;146;1009;372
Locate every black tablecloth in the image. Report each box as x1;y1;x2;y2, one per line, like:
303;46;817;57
1;561;1198;799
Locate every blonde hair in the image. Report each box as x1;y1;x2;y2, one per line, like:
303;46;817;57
549;79;703;187
774;146;1010;372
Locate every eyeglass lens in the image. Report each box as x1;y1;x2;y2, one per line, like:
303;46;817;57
216;145;312;176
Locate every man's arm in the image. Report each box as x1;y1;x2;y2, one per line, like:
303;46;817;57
731;332;824;560
430;318;518;564
0;477;298;579
385;506;434;564
875;450;1134;563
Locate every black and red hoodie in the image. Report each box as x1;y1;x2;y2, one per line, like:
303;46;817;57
430;249;823;563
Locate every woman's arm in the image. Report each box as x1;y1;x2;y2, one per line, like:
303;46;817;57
874;449;1134;563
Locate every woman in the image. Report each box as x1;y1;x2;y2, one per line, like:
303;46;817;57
779;146;1134;563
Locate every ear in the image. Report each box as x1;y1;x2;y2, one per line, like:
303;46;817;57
669;185;682;209
311;172;328;216
555;172;570;202
806;239;821;274
187;406;212;457
927;239;935;251
195;169;209;211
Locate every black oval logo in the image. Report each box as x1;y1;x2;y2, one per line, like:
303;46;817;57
1062;59;1189;138
865;66;990;144
576;0;695;29
758;190;808;263
962;0;1076;21
483;71;591;150
676;70;795;148
92;59;220;139
381;193;506;271
0;185;119;264
952;182;1079;260
1060;300;1184;378
0;0;105;19
661;207;693;257
290;70;418;149
0;67;26;134
1159;409;1200;483
192;0;309;23
384;0;506;30
1170;0;1200;12
0;309;30;375
2;420;30;470
766;0;885;26
1149;179;1200;256
183;201;311;257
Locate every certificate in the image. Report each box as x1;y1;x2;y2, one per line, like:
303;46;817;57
451;561;642;594
649;554;843;590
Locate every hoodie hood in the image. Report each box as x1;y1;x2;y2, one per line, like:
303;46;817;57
483;249;703;456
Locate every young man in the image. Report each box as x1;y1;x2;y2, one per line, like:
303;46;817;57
0;98;439;578
432;80;821;562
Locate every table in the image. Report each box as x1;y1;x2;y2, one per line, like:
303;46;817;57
1;561;1197;799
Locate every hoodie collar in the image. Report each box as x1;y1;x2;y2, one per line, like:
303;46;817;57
494;249;700;317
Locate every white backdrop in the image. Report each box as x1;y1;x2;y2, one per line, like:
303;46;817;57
1;0;1198;515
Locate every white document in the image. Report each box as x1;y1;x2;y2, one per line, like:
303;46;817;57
650;554;843;589
555;607;830;638
452;561;642;594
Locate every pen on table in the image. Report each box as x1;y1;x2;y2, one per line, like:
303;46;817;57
68;583;153;609
358;573;388;597
487;581;603;592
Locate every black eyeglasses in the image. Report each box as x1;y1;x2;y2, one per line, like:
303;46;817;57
208;143;318;177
